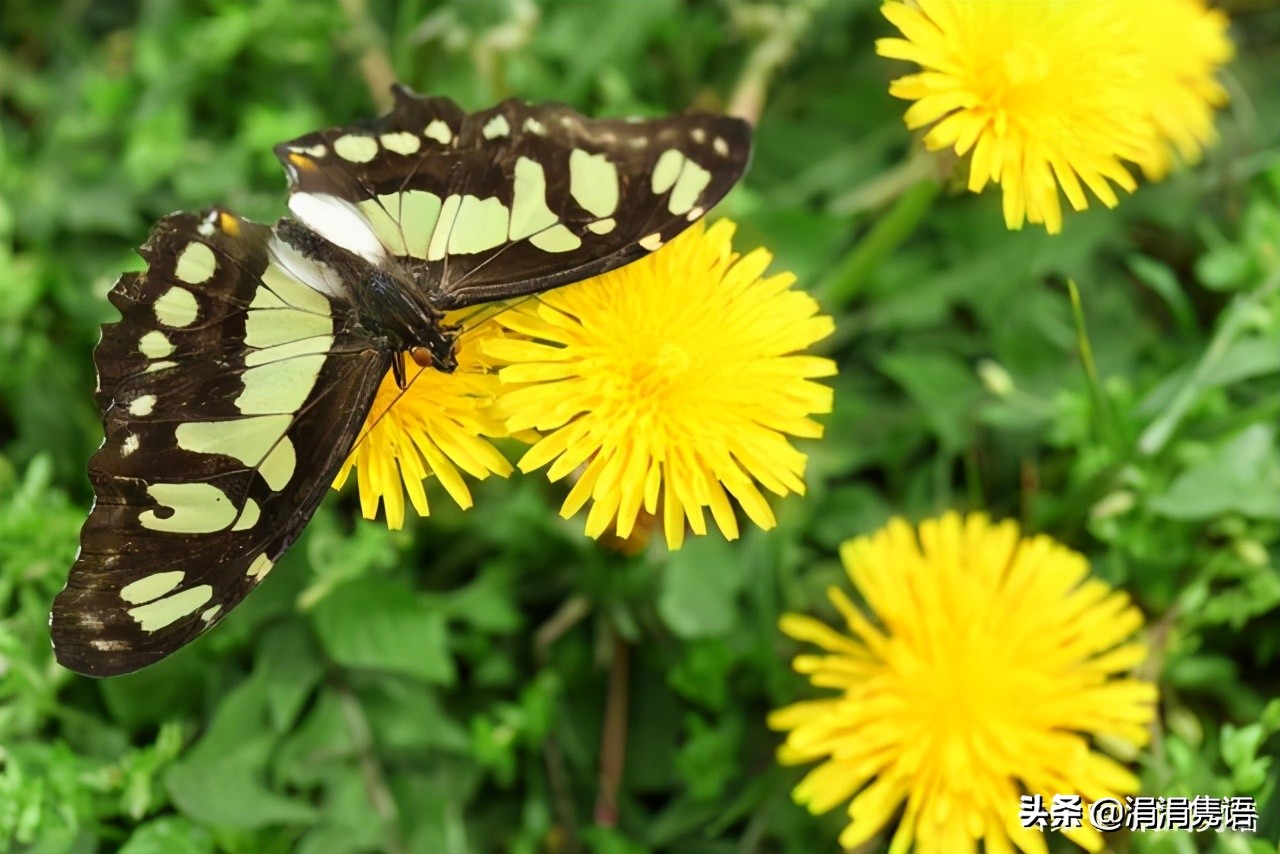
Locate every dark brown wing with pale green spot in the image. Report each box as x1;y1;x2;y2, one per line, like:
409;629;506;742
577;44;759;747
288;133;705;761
274;85;752;309
52;211;391;677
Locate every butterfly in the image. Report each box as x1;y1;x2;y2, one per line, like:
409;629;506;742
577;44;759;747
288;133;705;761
50;85;751;677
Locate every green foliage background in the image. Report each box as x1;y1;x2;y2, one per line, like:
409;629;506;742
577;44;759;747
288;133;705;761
2;0;1279;851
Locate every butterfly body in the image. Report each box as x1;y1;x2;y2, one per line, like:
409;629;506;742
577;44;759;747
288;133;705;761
52;86;751;677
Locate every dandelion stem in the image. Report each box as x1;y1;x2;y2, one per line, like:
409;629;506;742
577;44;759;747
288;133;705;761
727;0;825;123
594;630;630;827
818;178;940;308
1067;279;1121;450
535;594;592;657
544;735;582;852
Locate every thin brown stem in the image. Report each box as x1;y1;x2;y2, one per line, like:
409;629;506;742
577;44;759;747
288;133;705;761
1140;604;1178;781
535;594;592;659
544;734;583;852
594;631;630;827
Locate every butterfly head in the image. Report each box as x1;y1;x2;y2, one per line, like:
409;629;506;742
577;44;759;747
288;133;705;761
410;344;455;372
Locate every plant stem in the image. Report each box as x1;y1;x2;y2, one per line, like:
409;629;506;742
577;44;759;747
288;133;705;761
1138;267;1280;456
727;1;825;123
543;735;582;853
1066;279;1120;452
818;177;940;308
594;630;630;827
336;681;407;854
338;0;397;111
535;594;592;658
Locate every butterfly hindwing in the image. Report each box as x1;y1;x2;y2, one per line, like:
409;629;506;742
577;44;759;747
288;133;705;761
275;86;752;308
52;211;391;677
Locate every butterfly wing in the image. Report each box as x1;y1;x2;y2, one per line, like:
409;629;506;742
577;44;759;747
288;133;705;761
275;85;752;309
52;211;391;677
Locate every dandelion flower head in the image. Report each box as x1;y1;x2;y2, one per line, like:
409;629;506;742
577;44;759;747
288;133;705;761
485;220;837;549
770;512;1157;853
1126;0;1233;179
877;0;1233;233
333;313;513;530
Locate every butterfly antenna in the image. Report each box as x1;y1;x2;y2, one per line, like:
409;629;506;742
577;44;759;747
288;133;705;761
452;292;549;347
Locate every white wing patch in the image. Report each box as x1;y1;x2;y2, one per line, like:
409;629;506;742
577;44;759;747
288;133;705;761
139;483;239;534
530;226;581;253
510;157;559;241
138;331;174;359
649;149;712;215
358;190;443;258
448;196;510;255
668;161;712;216
482;115;510;139
333;134;379;163
259;437;297;491
129;395;156;417
427;195;463;261
568;150;619;218
120;571;185;604
652;150;684;195
247;553;273;580
175;415;293;480
380;131;421;155
425;119;453;144
127;584;214;632
175;242;217;284
236;354;327;415
266;238;349;303
154;287;199;328
233;499;260;531
287;193;386;265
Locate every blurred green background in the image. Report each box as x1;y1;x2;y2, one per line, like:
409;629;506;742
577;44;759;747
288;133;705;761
2;0;1280;851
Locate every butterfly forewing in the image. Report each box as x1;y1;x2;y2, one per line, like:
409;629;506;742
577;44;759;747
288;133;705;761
275;86;752;308
52;212;391;676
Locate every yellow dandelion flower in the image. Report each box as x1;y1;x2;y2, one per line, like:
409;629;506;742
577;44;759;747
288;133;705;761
877;0;1232;234
770;512;1156;854
333;314;513;530
1127;0;1234;180
484;220;836;549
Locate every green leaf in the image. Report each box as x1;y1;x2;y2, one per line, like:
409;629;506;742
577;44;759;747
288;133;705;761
674;714;742;802
310;578;455;682
164;680;318;829
658;536;747;639
877;351;984;454
1150;425;1280;520
120;817;215;854
254;621;323;732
